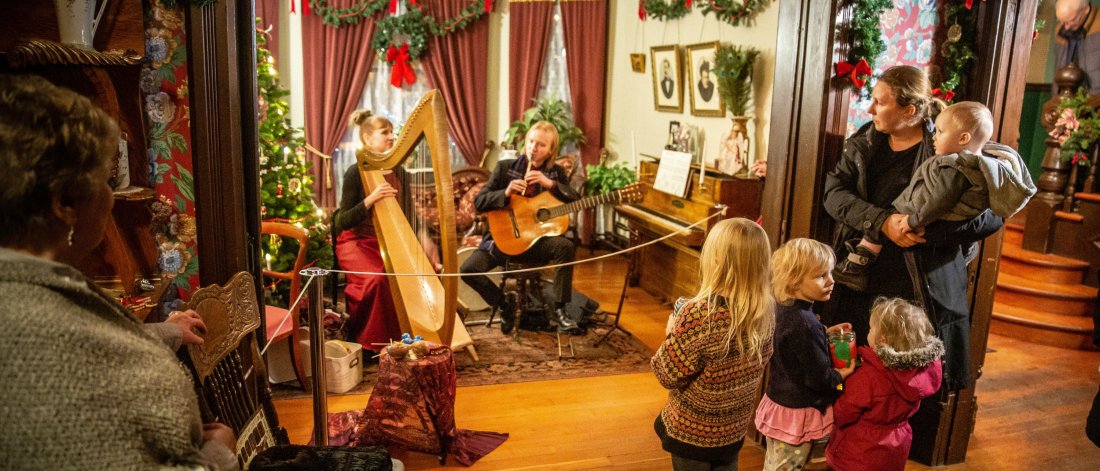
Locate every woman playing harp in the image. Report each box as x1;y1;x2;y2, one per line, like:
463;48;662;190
342;91;471;351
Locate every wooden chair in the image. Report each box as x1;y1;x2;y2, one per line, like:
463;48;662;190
182;271;289;469
260;221;310;388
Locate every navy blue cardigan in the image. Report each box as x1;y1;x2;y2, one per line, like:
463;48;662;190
765;300;843;413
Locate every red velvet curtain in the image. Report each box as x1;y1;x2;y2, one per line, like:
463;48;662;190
302;12;379;209
508;1;555;125
560;0;608;167
421;0;489;166
255;0;280;62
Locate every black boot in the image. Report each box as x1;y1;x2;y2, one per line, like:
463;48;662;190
554;306;578;333
499;298;516;334
832;239;877;292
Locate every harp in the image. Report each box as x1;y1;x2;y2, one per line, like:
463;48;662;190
355;90;472;350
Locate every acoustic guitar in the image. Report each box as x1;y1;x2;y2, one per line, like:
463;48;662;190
486;183;645;255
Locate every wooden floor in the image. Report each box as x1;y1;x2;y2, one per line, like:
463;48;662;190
274;251;1100;470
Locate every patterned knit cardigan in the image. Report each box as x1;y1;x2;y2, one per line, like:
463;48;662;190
0;248;235;470
651;299;774;455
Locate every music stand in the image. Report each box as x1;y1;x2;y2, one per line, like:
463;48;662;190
594;226;640;347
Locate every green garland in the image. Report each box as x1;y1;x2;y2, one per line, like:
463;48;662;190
1052;89;1100;166
699;0;771;27
848;0;891;72
641;0;691;21
310;0;389;28
372;8;431;60
936;2;979;100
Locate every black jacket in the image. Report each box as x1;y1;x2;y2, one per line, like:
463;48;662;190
765;300;842;413
822;121;1004;391
474;155;579;250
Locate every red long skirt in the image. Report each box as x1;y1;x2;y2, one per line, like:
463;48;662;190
336;231;401;349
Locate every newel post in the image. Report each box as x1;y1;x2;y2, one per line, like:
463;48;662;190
1023;63;1083;252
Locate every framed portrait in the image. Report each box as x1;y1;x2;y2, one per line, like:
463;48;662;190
685;42;725;117
651;45;683;113
630;53;646;73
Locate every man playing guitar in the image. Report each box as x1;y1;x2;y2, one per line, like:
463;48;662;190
460;121;580;334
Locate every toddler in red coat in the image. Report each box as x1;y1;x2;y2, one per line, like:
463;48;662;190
826;297;944;471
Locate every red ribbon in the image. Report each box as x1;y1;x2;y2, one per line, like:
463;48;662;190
932;87;956;102
485;0;492;14
835;58;873;88
386;44;417;88
639;0;647;20
390;0;400;14
685;0;692;7
302;0;311;16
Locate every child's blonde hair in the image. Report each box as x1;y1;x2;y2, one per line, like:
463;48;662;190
869;297;936;352
691;218;774;363
350;109;393;142
941;101;993;150
527;120;561;164
771;238;835;304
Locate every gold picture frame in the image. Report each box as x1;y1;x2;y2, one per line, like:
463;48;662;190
651;45;683;113
630;53;646;73
685;41;725;118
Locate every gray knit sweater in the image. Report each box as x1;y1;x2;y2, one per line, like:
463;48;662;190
893;142;1036;229
0;248;236;470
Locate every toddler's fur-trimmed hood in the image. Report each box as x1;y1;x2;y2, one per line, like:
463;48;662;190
874;336;945;371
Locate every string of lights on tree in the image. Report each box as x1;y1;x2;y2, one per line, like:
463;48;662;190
255;26;333;301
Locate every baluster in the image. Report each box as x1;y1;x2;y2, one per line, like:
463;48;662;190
1065;164;1080;212
1085;146;1099;194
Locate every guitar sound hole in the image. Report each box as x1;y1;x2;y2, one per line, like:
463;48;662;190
535;208;551;222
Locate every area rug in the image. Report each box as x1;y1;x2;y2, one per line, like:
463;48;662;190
270;314;654;400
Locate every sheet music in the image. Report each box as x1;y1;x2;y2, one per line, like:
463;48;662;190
653;150;694;198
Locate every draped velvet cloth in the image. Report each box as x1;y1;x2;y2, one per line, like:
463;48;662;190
327;343;508;465
421;0;490;166
508;1;555;123
561;0;608;167
302;10;379;208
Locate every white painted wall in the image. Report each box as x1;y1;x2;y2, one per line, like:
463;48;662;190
604;4;780;170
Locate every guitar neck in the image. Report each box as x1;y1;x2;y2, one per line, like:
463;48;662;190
548;191;621;219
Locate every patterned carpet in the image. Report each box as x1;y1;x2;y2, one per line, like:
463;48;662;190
270;311;654;400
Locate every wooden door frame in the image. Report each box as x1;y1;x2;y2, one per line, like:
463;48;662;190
764;0;1037;464
185;0;262;289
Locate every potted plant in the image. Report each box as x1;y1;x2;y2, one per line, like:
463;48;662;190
583;151;638;242
713;44;760;176
504;97;587;152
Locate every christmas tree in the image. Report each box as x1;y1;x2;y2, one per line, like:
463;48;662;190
256;27;333;303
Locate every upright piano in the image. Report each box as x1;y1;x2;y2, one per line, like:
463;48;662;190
615;160;762;303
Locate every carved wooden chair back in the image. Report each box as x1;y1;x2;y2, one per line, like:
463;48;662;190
182;271;289;468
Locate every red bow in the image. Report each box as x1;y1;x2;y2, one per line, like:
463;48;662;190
387;44;417;88
685;0;692;7
390;0;420;14
485;0;492;14
835;59;872;88
639;0;647;20
932;87;956;102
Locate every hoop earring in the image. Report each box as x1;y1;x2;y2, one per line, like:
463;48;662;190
67;226;74;247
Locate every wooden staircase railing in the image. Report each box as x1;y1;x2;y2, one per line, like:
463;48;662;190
1023;62;1100;288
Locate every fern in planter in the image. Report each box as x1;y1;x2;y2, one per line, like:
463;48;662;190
714;45;760;117
504;97;587;150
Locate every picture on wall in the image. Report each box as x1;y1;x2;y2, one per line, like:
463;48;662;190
686;41;725;117
651;45;683;113
630;53;646;73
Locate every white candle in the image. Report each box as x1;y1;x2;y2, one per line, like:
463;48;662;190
699;140;707;188
630;131;638;172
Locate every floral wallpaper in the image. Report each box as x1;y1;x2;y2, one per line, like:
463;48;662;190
142;0;199;293
846;0;940;136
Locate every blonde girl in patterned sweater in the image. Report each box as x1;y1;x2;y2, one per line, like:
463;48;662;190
652;218;776;471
